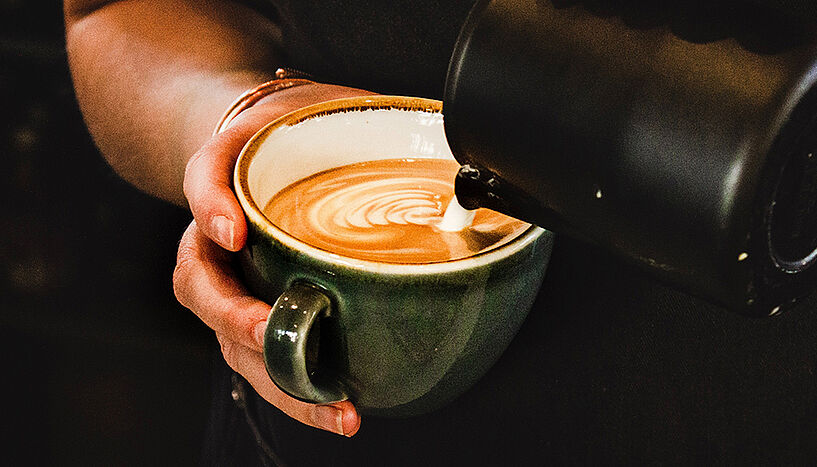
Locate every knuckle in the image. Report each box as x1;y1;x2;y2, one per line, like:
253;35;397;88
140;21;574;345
184;143;209;180
208;296;260;351
172;224;199;307
217;123;245;142
218;304;246;342
218;334;239;369
182;150;203;199
184;141;219;204
174;240;197;273
184;145;234;225
171;261;191;307
227;296;263;343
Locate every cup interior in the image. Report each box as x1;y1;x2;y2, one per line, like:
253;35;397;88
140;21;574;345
235;96;543;273
240;97;453;211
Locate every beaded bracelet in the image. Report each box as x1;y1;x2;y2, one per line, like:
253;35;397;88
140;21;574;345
212;68;314;135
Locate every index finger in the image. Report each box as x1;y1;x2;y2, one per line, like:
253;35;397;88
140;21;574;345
173;220;268;352
183;123;256;252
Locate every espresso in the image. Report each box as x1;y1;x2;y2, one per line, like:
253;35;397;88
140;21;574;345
262;158;529;264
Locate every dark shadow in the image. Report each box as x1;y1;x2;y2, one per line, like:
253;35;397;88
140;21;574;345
547;0;811;54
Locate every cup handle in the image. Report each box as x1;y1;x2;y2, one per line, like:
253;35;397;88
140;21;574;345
263;281;348;404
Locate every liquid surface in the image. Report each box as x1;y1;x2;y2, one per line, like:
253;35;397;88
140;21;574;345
263;158;529;264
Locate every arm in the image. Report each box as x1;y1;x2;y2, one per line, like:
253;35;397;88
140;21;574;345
65;0;368;436
66;0;370;246
65;0;282;206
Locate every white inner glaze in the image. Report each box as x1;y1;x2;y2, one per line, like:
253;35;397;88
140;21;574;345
247;107;453;207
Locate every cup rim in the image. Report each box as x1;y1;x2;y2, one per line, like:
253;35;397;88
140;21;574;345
234;95;546;276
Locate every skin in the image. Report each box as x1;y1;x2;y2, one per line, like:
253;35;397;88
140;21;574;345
64;0;375;436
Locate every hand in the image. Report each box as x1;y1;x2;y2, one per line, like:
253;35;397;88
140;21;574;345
173;82;376;436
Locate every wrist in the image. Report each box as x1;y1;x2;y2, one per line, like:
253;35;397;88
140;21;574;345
215;80;378;138
214;68;316;135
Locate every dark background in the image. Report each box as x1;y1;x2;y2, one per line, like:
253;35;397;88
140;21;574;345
5;1;817;466
1;1;212;464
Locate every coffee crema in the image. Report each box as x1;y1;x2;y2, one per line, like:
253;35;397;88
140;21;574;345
262;158;529;264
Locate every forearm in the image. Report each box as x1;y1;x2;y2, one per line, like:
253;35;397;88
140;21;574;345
65;0;283;206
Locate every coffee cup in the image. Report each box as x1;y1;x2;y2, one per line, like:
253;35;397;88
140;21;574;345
234;96;554;416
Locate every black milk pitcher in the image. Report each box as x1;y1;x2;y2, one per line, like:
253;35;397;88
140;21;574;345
443;0;817;316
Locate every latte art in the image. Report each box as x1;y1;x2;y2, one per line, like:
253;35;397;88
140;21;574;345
321;181;447;230
263;158;529;263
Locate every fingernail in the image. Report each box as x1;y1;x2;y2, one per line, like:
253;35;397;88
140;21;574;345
313;405;344;435
254;320;267;349
211;215;235;250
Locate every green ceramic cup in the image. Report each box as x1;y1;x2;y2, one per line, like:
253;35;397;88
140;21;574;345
234;96;554;417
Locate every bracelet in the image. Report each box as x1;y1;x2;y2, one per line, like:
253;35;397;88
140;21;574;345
213;68;314;135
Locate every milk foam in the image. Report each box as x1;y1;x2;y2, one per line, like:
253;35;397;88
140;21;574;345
263;158;528;264
437;196;476;232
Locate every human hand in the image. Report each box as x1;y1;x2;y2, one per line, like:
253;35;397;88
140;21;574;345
174;82;376;436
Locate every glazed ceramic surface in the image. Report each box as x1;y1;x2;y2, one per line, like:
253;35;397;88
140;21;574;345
234;96;554;416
